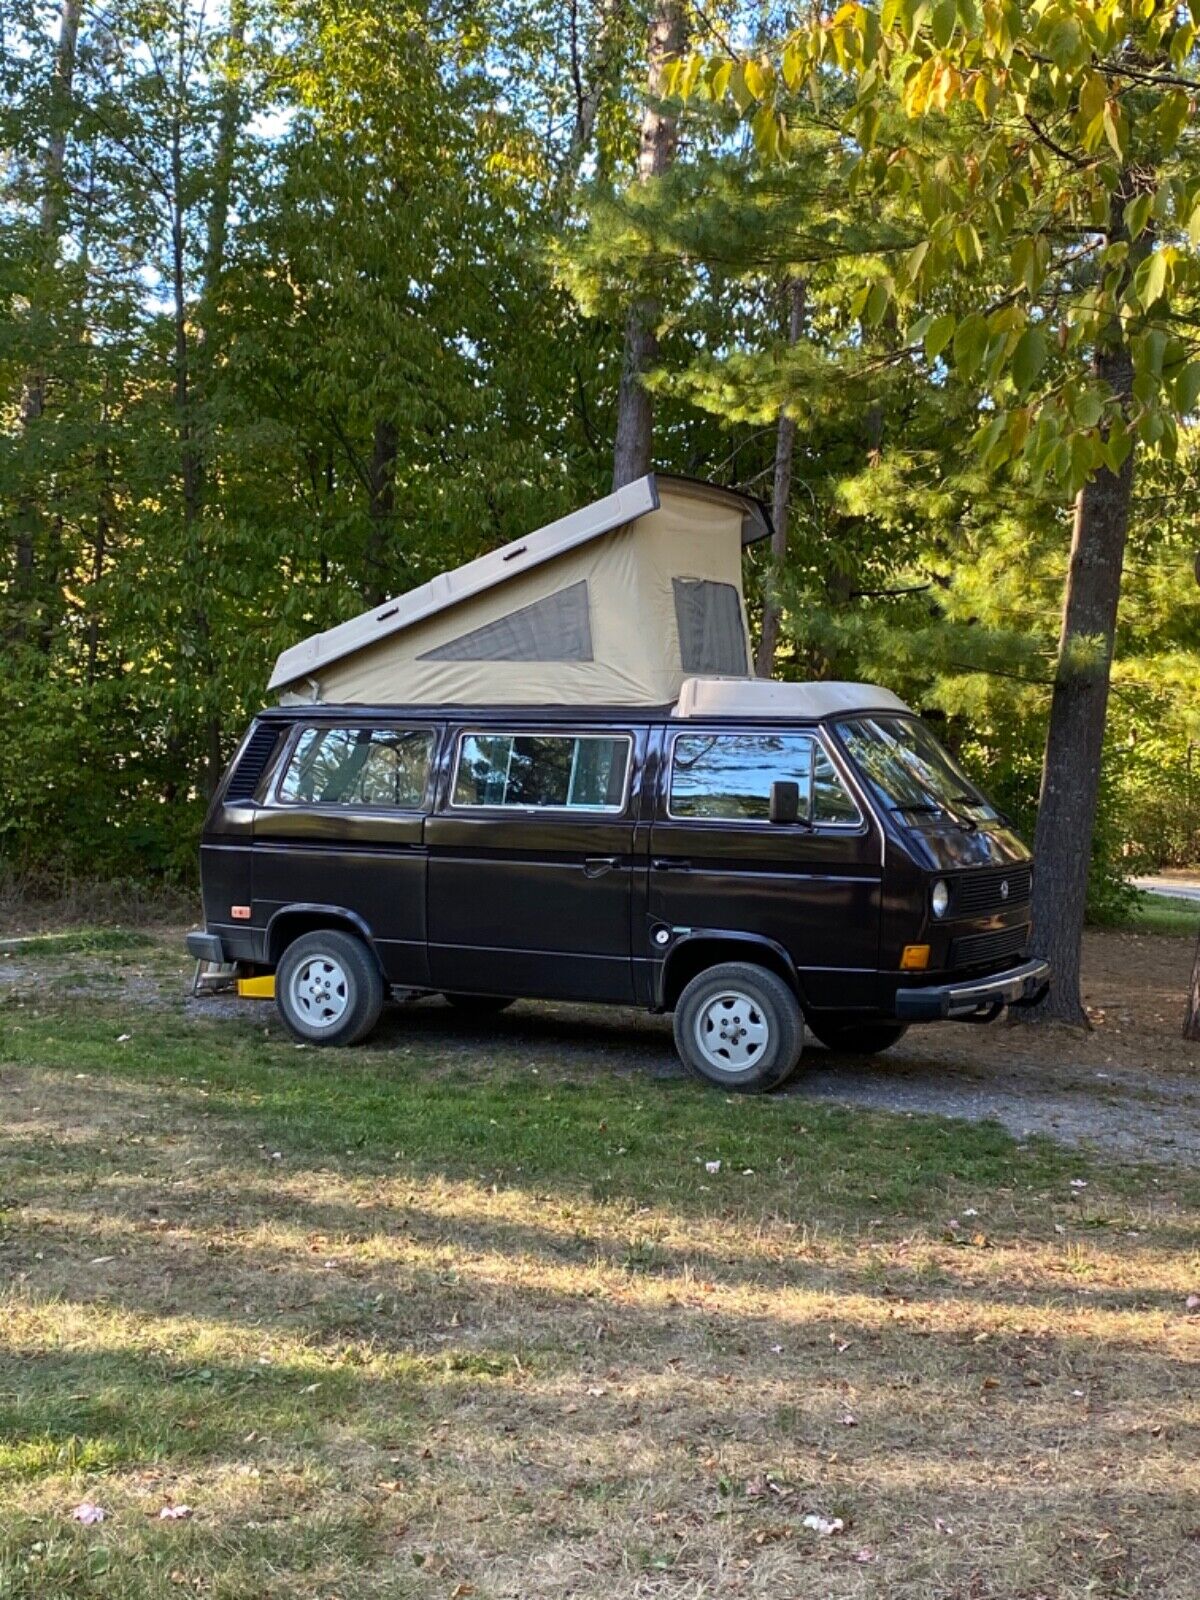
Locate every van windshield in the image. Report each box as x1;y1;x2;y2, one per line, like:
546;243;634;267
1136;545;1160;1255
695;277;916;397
835;715;1000;828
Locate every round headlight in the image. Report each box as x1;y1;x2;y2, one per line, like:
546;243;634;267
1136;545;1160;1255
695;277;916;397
931;879;950;918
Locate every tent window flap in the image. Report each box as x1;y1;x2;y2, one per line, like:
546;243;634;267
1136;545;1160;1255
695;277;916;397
418;581;593;663
673;579;747;675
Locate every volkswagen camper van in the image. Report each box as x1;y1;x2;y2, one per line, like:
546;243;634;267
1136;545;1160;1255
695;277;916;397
187;474;1047;1092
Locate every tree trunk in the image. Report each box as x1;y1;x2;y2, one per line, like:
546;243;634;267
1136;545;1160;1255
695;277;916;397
756;278;806;677
366;417;398;604
1022;338;1135;1025
11;0;83;628
552;0;627;227
1184;931;1200;1043
611;0;685;489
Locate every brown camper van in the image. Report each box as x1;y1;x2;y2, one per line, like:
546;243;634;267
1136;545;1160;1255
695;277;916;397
188;476;1049;1093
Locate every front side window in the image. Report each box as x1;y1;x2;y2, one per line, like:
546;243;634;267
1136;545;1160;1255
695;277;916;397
452;733;630;811
669;733;860;825
278;727;434;808
835;715;999;825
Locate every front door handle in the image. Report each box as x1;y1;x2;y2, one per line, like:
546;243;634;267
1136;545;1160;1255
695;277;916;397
583;856;620;877
652;858;691;871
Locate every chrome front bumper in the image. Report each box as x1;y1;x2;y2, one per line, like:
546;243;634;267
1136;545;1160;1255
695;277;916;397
895;957;1051;1021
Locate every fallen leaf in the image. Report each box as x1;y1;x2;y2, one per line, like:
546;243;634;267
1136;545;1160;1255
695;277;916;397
71;1503;105;1525
158;1505;191;1521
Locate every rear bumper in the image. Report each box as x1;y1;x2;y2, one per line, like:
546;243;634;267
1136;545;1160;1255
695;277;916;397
186;931;225;964
895;957;1051;1021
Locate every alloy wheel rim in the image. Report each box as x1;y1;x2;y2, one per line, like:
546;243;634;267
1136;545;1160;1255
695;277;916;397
290;956;350;1029
693;990;769;1073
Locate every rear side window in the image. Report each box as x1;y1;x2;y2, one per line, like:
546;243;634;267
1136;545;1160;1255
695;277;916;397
669;734;860;825
452;733;630;811
278;727;434;808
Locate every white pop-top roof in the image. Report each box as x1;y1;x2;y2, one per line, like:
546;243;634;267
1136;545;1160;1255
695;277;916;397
269;474;769;694
673;678;912;719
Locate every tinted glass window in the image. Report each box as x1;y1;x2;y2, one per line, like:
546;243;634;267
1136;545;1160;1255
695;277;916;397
452;733;630;811
813;747;861;824
279;727;433;808
670;734;860;825
836;715;999;825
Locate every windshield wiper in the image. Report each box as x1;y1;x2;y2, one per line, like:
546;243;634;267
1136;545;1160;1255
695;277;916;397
890;798;978;831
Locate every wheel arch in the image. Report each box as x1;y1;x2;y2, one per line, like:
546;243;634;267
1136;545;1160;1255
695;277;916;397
265;904;381;970
657;932;806;1012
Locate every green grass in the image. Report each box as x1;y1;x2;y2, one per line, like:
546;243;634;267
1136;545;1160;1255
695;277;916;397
0;999;1105;1224
1124;890;1200;937
2;932;1199;1600
0;928;155;957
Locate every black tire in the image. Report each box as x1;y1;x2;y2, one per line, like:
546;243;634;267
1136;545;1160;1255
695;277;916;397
442;993;515;1015
276;929;384;1046
807;1015;908;1055
673;962;804;1094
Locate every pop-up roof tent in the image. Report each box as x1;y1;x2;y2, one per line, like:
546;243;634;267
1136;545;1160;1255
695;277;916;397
268;474;771;706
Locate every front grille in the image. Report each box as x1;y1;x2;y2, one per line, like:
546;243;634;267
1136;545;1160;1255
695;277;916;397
951;923;1029;970
225;724;281;802
952;864;1032;917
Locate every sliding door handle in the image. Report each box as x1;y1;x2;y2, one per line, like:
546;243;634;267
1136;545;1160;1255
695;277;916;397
652;858;691;871
583;856;620;877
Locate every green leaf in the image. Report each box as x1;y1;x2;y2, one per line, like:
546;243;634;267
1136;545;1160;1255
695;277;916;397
1134;250;1168;310
1102;421;1132;474
1102;100;1124;160
924;312;956;363
1174;362;1200;415
931;0;957;46
952;311;988;377
954;222;983;267
904;239;930;286
1124;192;1152;241
864;280;890;327
1011;326;1047;393
1078;69;1106;125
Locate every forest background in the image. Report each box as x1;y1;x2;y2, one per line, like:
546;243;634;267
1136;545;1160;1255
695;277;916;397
2;0;1198;1017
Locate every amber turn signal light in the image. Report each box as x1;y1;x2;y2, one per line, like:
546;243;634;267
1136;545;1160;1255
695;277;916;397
900;944;931;971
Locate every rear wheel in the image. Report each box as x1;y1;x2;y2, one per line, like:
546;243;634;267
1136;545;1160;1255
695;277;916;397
807;1015;908;1055
276;929;384;1046
673;962;804;1094
442;993;515;1015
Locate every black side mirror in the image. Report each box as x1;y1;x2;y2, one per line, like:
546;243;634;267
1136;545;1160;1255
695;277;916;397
769;780;801;825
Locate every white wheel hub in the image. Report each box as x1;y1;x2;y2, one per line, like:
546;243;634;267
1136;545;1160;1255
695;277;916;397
290;956;350;1029
694;990;769;1073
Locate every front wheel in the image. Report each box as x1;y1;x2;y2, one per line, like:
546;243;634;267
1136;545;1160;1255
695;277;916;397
276;929;384;1046
807;1016;908;1055
673;962;804;1094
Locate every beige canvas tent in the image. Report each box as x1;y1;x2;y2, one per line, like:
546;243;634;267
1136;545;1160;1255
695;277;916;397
269;474;770;706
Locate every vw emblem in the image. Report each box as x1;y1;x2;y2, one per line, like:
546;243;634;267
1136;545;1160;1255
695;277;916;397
1000;879;1010;900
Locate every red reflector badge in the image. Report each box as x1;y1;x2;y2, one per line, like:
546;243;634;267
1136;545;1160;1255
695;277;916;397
231;905;251;921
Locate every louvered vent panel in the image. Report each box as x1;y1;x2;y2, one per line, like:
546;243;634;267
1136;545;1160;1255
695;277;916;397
225;724;281;803
953;864;1032;917
950;924;1029;970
